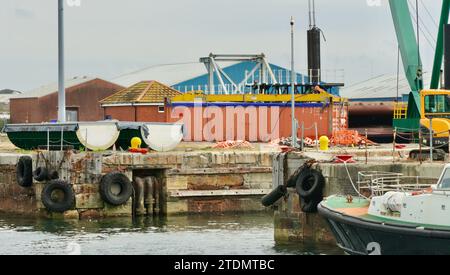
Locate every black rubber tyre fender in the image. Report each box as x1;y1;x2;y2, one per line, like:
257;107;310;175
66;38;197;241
48;169;60;180
261;185;287;207
16;156;33;187
300;197;321;214
33;167;49;182
100;172;133;206
296;169;325;201
41;180;75;213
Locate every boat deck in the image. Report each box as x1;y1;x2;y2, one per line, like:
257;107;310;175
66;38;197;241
322;196;370;218
322;195;450;231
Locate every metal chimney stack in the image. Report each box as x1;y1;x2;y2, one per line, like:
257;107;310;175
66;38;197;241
307;0;321;84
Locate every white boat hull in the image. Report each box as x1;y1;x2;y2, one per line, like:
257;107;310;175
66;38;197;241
76;122;120;151
141;123;184;152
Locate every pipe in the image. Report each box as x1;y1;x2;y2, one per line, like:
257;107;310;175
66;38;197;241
153;177;160;215
58;0;66;122
290;17;298;148
144;177;155;215
132;177;146;216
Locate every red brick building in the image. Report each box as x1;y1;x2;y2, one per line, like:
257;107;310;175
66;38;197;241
101;81;182;122
10;77;124;123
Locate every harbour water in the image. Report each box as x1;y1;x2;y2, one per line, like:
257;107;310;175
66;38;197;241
0;213;343;255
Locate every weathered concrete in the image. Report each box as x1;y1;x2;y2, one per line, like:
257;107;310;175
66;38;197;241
273;151;447;246
0;150;274;219
274;188;335;245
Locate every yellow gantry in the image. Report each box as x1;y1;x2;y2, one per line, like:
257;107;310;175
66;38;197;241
171;87;346;104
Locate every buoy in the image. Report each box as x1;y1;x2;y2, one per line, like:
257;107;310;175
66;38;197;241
131;137;142;149
319;136;330;151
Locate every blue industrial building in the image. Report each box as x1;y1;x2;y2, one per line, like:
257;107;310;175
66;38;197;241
113;61;340;96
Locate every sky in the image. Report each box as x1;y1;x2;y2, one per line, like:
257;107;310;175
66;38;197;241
0;0;441;92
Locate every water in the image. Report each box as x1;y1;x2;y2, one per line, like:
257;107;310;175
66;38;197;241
0;213;343;255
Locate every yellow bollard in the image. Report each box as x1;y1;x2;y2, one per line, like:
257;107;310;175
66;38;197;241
131;137;142;149
319;136;329;151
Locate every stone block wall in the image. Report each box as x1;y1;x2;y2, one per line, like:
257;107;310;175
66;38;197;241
0;150;275;218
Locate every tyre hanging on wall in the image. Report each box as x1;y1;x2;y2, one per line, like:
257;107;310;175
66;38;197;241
48;169;60;180
100;172;133;206
16;156;33;187
261;185;287;207
33;167;49;182
296;168;325;214
41;180;75;213
300;197;321;213
295;169;325;201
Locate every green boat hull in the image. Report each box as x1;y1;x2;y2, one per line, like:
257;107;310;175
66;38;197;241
7;131;82;151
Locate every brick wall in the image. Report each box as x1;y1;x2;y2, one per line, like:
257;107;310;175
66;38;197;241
9;79;123;123
103;105;167;122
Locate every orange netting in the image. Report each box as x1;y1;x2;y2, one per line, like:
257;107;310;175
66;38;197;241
331;130;377;147
213;140;254;149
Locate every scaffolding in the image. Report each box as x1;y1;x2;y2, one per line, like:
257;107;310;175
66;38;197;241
200;53;278;95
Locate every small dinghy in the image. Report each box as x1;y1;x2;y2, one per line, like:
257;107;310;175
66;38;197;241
76;122;120;151
319;165;450;255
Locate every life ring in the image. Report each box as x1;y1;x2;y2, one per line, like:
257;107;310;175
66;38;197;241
41;180;75;213
100;172;133;206
33;167;49;182
16;156;33;187
295;169;325;201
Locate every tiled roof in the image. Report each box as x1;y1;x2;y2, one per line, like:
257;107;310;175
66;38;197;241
100;81;182;104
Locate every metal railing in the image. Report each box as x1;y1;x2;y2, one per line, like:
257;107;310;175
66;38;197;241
393;102;408;119
358;173;438;197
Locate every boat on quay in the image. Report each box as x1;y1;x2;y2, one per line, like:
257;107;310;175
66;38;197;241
318;166;450;255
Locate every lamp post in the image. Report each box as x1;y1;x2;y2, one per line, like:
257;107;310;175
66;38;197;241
290;17;298;148
58;0;66;122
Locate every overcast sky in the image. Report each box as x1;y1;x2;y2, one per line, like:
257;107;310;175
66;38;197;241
0;0;441;91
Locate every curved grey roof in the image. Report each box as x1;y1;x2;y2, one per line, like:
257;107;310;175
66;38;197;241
0;89;22;104
112;62;207;87
12;76;96;99
341;72;432;101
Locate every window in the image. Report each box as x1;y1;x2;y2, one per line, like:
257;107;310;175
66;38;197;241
440;168;450;189
424;95;450;115
66;108;79;122
158;106;165;113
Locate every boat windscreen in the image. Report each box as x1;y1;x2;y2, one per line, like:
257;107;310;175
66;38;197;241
439;168;450;189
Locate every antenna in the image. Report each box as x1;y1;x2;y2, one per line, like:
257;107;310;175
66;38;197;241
312;0;316;27
308;0;312;28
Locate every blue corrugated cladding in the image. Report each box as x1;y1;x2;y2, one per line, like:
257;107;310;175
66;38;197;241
172;61;340;96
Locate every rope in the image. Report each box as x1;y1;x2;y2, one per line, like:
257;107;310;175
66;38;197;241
302;124;317;131
343;161;370;200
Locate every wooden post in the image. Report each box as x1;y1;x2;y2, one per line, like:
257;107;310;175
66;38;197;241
315;123;319;152
365;129;368;164
301;122;304;150
60;126;64;151
47;128;50;151
430;118;433;163
419;129;423;165
393;128;397;163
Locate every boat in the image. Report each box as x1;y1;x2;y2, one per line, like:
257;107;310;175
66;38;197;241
3;121;184;152
318;165;450;255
